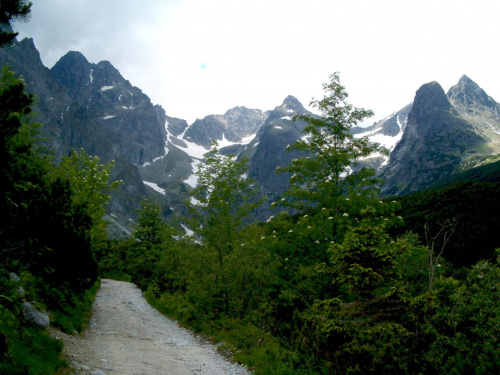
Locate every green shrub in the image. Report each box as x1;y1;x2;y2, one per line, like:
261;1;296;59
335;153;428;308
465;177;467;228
0;272;66;374
0;324;65;375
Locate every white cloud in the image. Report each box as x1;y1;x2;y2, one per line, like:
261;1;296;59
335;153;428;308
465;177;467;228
14;0;500;125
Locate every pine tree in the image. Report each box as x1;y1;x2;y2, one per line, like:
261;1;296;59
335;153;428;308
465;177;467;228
0;0;32;46
278;72;386;242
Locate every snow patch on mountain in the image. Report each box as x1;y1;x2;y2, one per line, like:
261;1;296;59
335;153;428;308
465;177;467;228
176;137;209;159
241;134;256;144
367;132;403;151
181;223;194;236
143;181;166;195
184;159;202;188
101;85;114;91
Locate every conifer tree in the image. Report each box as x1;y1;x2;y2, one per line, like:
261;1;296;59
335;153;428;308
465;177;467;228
278;72;386;243
281;72;385;206
0;0;32;46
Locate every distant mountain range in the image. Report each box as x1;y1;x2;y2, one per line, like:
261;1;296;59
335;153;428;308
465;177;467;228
2;38;500;237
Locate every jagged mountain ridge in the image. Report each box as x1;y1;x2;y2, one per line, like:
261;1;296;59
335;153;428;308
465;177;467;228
352;103;413;172
2;38;500;233
184;107;269;147
0;39;171;236
352;75;500;196
379;79;499;196
0;38;315;229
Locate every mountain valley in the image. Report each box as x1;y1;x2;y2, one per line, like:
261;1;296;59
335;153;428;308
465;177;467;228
2;38;500;236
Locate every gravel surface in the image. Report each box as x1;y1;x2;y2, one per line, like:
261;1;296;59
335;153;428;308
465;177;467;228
55;279;251;375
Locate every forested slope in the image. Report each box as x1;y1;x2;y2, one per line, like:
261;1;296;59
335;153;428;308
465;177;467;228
1;3;121;372
99;74;500;374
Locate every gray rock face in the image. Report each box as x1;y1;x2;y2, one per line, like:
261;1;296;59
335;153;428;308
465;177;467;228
224;106;269;139
0;38;172;231
50;50;167;166
184;106;268;146
0;39;168;167
447;75;500;116
446;75;500;134
165;115;188;137
23;302;50;327
351;103;413;173
237;96;312;220
5;37;500;221
380;81;484;196
353;103;413;138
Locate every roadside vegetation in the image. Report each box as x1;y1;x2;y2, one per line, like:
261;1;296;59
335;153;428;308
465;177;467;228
2;2;499;374
99;73;500;374
1;2;119;373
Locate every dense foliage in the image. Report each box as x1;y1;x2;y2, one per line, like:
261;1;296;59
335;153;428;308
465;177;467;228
394;181;500;267
100;74;500;374
0;0;31;46
2;6;498;371
0;7;118;370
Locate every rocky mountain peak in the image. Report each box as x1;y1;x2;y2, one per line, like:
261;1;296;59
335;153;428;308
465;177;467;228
223;106;267;138
50;51;94;101
52;50;91;75
449;75;489;105
458;74;474;85
184;106;268;147
90;60;131;93
380;80;484;196
5;38;47;78
410;81;451;117
447;75;500;117
95;60;123;79
281;95;305;113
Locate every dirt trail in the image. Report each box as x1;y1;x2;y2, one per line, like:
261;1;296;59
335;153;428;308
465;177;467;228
55;279;251;375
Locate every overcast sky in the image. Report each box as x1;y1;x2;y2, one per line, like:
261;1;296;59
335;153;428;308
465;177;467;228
14;0;500;125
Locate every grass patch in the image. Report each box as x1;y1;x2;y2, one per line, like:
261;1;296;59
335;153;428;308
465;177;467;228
51;279;100;333
144;287;316;375
0;272;100;374
0;304;66;375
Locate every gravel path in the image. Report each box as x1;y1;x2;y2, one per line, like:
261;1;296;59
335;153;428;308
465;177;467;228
56;279;251;375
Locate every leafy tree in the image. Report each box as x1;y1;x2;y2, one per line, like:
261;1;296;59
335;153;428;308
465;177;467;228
423;253;500;373
25;178;97;291
188;141;261;313
296;206;412;373
0;66;56;270
329;206;405;299
282;72;383;204
133;198;174;247
189;141;260;270
0;5;101;372
50;148;122;246
127;199;177;289
278;72;386;243
0;67;37;218
0;0;31;46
